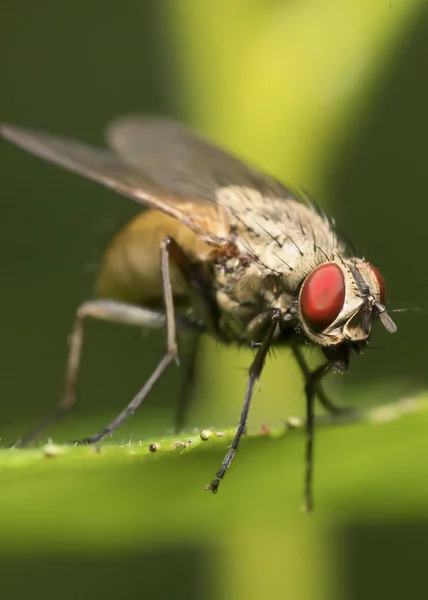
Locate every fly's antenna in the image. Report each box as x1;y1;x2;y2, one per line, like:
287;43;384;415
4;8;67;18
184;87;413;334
388;305;422;314
374;301;398;334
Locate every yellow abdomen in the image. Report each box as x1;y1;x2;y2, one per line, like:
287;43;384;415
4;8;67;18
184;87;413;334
95;210;212;306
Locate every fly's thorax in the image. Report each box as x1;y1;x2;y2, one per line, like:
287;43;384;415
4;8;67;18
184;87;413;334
213;255;298;342
210;190;348;342
218;188;347;289
297;257;395;349
213;259;267;341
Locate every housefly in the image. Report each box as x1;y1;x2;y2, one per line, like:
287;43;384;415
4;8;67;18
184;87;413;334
0;116;397;511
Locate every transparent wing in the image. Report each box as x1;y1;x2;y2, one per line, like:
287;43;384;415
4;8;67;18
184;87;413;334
0;122;229;243
106;114;291;201
1;116;301;245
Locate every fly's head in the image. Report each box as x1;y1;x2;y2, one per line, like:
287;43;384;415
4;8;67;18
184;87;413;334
297;258;397;366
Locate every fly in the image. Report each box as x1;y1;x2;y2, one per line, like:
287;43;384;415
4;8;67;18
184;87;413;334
0;115;397;511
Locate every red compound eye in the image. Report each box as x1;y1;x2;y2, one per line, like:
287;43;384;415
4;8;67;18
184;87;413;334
367;263;386;305
300;263;345;331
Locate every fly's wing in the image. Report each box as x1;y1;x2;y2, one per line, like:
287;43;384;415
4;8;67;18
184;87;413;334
1;116;301;241
0;122;232;243
106;115;339;259
106;115;291;201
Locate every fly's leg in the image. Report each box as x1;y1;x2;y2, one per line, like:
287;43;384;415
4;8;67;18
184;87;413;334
291;346;350;416
167;238;220;434
72;237;184;445
302;361;331;513
206;309;281;493
13;302;166;448
173;332;201;433
15;237;191;448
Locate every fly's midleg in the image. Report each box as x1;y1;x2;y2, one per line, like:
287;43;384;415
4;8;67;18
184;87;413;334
206;309;282;493
13;301;166;448
173;331;201;433
72;237;187;445
303;361;332;513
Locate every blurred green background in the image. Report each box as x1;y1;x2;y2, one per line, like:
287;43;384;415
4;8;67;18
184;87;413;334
1;1;428;599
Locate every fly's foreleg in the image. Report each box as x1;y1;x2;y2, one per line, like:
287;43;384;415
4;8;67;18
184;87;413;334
206;309;282;493
302;361;331;513
291;345;351;416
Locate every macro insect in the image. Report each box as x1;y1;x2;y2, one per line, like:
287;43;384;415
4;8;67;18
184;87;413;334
0;116;397;511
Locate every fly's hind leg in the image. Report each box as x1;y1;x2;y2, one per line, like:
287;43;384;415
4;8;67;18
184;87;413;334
71;237;185;445
14;301;167;448
16;236;193;447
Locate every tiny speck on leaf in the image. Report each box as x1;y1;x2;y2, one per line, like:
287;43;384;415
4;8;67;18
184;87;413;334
43;443;65;459
286;417;302;429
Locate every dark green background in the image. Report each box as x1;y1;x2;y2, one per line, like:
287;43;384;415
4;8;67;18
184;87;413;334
1;2;428;599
